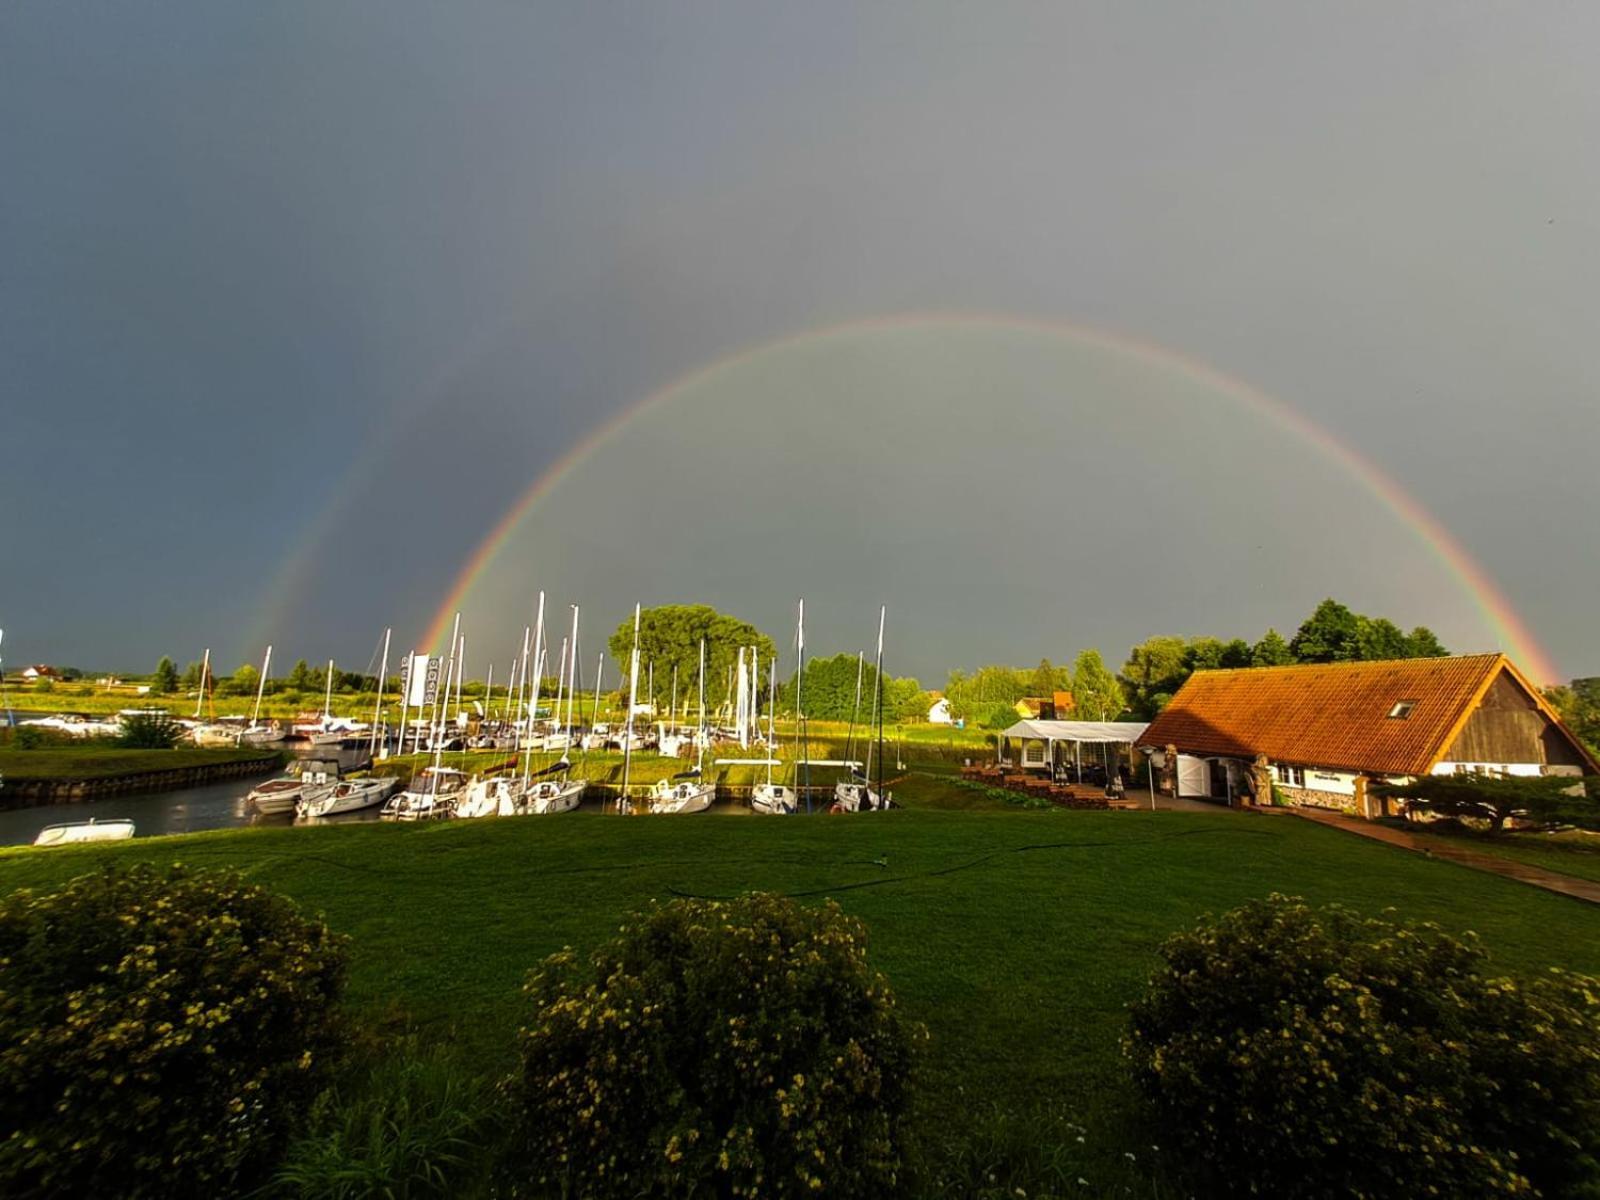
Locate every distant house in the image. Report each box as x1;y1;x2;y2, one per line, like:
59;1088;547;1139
1014;696;1052;720
928;695;954;725
1139;654;1598;816
21;665;59;681
1052;690;1075;717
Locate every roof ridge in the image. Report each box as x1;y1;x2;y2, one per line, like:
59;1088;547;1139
1194;653;1505;676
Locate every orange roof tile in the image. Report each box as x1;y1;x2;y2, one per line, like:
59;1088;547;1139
1140;654;1538;776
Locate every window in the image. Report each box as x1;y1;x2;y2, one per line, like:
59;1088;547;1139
1388;700;1417;719
1024;741;1046;765
1275;765;1305;788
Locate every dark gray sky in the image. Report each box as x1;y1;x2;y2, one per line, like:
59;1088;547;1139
3;3;1596;684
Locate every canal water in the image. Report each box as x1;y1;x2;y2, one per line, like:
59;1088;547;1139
0;745;380;847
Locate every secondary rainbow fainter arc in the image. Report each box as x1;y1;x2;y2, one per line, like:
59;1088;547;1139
417;312;1560;686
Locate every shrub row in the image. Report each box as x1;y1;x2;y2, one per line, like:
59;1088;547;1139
5;868;1599;1199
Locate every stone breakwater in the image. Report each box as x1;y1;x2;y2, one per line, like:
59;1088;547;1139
0;755;281;808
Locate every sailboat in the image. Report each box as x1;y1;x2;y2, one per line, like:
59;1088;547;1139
751;653;796;814
188;648;239;747
461;596;546;818
239;646;286;744
832;607;892;812
650;638;715;814
524;604;586;814
301;659;349;745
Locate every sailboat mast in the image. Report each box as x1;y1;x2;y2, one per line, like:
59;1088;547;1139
797;600;809;812
697;636;706;777
766;655;776;787
194;648;210;720
874;605;886;802
564;605;580;759
323;658;335;723
370;627;390;758
621;604;641;812
844;650;864;772
552;637;568;742
591;652;604;728
244;644;272;743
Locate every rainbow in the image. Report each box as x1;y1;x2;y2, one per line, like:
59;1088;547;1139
420;312;1559;683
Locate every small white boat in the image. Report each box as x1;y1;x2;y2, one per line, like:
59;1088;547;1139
649;776;715;814
751;783;797;815
297;776;396;819
832;779;889;812
381;766;467;820
456;774;523;818
526;777;585;814
240;722;288;745
33;818;136;846
249;759;340;815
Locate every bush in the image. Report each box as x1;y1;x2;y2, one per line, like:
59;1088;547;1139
1124;894;1600;1198
116;710;185;749
274;1041;496;1200
0;863;349;1198
506;892;918;1198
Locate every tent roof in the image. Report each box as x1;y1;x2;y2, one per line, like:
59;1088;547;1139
1001;719;1150;743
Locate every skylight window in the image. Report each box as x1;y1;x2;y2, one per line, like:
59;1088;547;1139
1388;700;1417;720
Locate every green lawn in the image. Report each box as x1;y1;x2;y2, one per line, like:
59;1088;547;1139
3;808;1597;1194
0;746;276;780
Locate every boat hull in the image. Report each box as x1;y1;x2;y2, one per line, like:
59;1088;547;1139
750;785;797;815
34;819;136;846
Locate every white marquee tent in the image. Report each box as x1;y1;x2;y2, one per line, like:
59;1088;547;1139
998;719;1151;779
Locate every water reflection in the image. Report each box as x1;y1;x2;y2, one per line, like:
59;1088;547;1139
0;745;384;847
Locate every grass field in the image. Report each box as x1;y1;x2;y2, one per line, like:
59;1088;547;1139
4;808;1598;1194
0;746;277;780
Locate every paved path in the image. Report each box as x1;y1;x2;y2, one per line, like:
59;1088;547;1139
1292;807;1600;905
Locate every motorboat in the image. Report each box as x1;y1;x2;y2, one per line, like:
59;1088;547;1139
19;714;122;739
380;766;467;820
248;758;340;815
33;818;136;846
296;776;396;819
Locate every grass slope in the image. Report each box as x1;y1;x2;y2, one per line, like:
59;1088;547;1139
5;810;1598;1192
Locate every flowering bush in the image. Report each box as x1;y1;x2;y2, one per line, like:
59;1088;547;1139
506;892;918;1198
1125;894;1600;1198
0;863;349;1198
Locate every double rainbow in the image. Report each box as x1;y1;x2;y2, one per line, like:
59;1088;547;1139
406;312;1556;683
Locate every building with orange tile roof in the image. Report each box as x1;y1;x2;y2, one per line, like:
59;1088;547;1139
1139;654;1597;815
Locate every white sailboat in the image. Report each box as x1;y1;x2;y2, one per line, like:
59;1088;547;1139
650;637;715;814
239;646;286;745
297;775;397;819
301;659;348;745
750;653;795;814
833;606;892;813
525;603;586;814
380;765;467;820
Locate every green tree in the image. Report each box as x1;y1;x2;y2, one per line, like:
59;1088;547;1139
780;653;875;722
1028;658;1068;697
1070;649;1125;720
226;663;260;698
608;605;775;714
1289;599;1362;663
1251;628;1294;666
1404;626;1449;658
1121;636;1190;718
180;660;204;691
1354;616;1409;661
150;656;178;695
286;659;314;692
943;664;1031;720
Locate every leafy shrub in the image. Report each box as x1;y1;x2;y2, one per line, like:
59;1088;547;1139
506;892;918;1198
1125;894;1600;1198
0;863;349;1198
274;1041;496;1200
115;710;185;749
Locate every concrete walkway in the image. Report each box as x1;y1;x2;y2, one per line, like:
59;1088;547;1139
1292;807;1600;905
